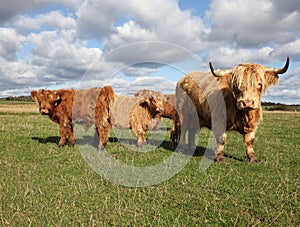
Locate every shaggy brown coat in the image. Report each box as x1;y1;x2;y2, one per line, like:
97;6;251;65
131;90;180;147
31;86;115;150
176;58;289;162
113;94;165;147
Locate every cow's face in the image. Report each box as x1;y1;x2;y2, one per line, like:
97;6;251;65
231;64;265;110
142;95;165;115
209;57;290;111
31;90;61;115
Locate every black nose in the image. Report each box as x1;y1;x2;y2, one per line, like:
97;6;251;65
40;109;49;114
239;100;255;109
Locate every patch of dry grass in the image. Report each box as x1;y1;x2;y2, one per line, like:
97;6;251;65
0;102;38;113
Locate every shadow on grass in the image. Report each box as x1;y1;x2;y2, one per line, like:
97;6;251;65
32;136;60;144
224;154;244;162
31;136;243;161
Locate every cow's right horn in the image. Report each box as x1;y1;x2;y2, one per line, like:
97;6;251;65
272;57;290;74
209;62;232;77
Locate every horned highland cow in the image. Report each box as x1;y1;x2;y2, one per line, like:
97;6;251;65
176;57;289;162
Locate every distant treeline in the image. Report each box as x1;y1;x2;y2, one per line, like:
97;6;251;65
1;96;299;111
263;102;300;111
0;96;34;102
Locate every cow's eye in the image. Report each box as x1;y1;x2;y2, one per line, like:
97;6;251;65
234;87;242;96
258;83;263;90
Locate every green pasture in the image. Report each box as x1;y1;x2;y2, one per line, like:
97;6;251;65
0;104;299;226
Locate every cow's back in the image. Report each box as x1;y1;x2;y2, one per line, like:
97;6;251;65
113;95;138;129
176;71;234;130
72;88;102;129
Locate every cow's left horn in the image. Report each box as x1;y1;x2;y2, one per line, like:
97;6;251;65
273;57;290;74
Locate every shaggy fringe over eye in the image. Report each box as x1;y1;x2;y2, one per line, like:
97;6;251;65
231;64;267;92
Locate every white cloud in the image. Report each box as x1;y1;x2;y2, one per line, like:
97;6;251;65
0;0;79;23
10;10;77;34
271;39;300;61
0;58;45;91
78;0;208;51
207;0;300;47
76;0;130;39
0;28;25;60
203;46;275;68
106;20;156;48
125;76;176;94
28;30;102;79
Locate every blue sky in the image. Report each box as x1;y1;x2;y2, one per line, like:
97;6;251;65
0;0;299;104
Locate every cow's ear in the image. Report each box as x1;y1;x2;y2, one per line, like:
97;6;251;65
31;91;38;102
139;96;151;107
46;91;61;105
52;91;62;105
264;72;279;90
146;96;156;105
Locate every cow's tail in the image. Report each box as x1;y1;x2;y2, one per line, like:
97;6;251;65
101;86;115;124
94;86;115;149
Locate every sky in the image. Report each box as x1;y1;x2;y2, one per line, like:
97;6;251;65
0;0;299;104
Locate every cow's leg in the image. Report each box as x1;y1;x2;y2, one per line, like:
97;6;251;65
177;122;186;149
186;110;199;153
170;121;177;150
214;133;226;162
137;132;146;147
177;113;190;150
96;119;111;151
59;122;67;147
244;131;260;162
67;123;76;147
152;117;161;131
187;127;197;151
135;128;146;147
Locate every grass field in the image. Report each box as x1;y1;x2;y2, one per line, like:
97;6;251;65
0;102;299;226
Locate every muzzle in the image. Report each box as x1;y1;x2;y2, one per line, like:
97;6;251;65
237;99;257;110
40;108;50;115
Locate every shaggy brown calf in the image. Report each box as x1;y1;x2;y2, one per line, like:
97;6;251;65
31;86;115;150
158;94;180;147
176;57;289;162
131;90;180;147
113;94;165;147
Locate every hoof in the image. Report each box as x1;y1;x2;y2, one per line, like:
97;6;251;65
214;155;224;162
245;156;260;163
58;143;65;148
137;141;146;147
68;141;76;147
98;145;105;151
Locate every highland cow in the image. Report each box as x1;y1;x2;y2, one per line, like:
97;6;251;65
176;57;289;162
31;86;115;150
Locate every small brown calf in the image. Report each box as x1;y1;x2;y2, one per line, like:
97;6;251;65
31;86;115;150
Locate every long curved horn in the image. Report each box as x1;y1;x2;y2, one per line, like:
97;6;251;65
265;57;290;74
209;62;221;77
209;62;233;77
274;57;290;74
